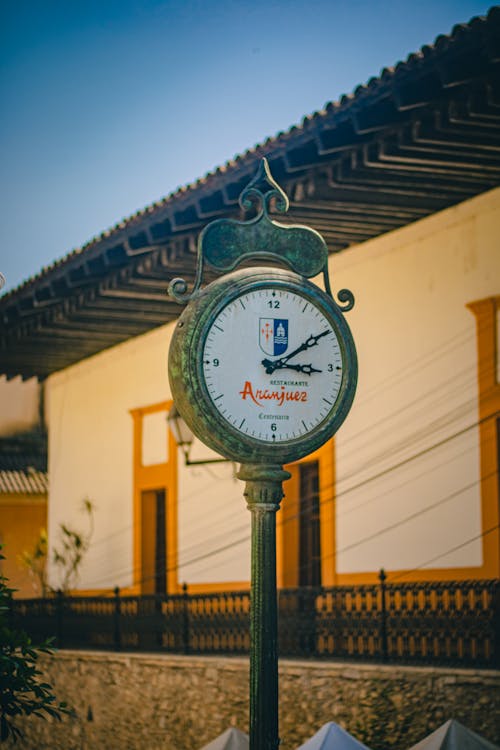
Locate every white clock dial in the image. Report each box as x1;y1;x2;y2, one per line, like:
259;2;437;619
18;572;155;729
201;287;344;444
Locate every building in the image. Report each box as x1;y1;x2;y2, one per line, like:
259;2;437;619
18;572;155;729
0;376;48;596
1;8;499;596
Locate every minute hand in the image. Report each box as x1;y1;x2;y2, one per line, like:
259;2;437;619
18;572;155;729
262;330;330;374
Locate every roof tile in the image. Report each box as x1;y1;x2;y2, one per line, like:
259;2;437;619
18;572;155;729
0;468;48;495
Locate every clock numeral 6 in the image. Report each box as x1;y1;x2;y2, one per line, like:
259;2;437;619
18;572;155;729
271;423;277;432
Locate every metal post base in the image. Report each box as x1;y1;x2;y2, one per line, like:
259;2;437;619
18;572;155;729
238;463;291;750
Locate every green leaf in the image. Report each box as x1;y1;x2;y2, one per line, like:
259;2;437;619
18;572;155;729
0;544;73;742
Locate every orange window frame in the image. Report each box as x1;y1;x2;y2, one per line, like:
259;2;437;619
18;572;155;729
129;400;179;594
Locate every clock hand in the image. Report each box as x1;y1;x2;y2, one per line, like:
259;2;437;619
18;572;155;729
281;330;330;364
280;362;322;375
261;330;330;374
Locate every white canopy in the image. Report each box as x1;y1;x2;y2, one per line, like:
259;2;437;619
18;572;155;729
199;727;249;750
407;719;499;750
297;721;372;750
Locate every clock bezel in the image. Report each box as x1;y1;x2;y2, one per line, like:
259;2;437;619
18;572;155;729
168;266;357;464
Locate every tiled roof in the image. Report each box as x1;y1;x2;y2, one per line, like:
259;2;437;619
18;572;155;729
4;7;498;299
0;432;48;495
0;468;48;495
1;7;499;379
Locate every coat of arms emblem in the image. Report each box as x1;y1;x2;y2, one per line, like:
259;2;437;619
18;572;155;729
259;318;288;356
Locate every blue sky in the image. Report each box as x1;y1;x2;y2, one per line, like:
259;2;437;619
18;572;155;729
0;0;493;292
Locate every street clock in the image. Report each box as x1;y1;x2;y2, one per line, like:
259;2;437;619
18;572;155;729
167;158;357;750
169;266;356;464
168;159;357;465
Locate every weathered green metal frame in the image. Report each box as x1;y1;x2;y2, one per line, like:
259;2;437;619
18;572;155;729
168;157;353;310
168;266;357;465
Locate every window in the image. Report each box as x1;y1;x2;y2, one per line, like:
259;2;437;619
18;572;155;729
278;442;335;588
130;401;178;594
140;489;167;595
298;462;321;587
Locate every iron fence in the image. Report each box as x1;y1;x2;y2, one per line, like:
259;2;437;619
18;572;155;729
10;576;500;668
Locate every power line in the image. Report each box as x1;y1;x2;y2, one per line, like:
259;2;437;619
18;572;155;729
82;517;500;597
313;472;496;566
79;406;499;588
334;410;498;499
387;524;500;583
84;404;498;573
48;324;494;568
82;462;498;592
48;333;498;588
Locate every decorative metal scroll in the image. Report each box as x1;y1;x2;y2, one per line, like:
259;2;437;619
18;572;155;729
168;158;354;311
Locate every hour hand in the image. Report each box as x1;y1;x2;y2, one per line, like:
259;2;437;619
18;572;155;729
284;362;322;375
261;359;321;375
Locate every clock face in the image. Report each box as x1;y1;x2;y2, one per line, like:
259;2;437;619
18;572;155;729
201;286;344;444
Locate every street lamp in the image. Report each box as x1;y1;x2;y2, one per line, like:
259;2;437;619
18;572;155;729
167;405;229;466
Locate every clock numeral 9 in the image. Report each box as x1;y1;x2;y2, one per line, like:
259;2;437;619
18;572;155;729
213;358;220;367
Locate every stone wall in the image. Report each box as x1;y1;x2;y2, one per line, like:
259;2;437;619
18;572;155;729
7;651;500;750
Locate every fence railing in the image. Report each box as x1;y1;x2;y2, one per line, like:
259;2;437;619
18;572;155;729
10;576;500;668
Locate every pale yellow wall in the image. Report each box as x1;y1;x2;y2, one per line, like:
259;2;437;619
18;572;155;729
46;187;500;589
47;325;172;590
46;324;250;590
0;375;41;435
177;458;248;585
142;410;169;466
330;187;499;577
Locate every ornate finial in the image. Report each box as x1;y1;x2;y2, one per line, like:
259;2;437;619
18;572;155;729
239;158;289;216
168;158;354;312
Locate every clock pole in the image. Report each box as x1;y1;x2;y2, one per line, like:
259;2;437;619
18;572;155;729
168;159;357;750
237;463;291;750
